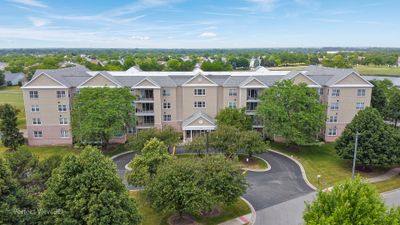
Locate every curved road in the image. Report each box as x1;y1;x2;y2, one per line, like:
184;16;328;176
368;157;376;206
113;151;314;209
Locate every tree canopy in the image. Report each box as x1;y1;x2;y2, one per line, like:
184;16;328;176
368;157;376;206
126;126;181;152
0;104;25;151
336;107;400;168
216;107;252;131
127;138;171;186
304;177;400;224
40;146;142;225
239;130;269;158
71;87;135;147
209;125;241;158
257;80;325;145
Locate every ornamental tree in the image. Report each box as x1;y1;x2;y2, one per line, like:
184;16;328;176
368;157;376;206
386;88;400;127
146;156;247;217
72;87;136;148
127;138;171;186
209;125;241;158
0;70;4;86
184;135;206;155
336;107;399;168
0;104;25;151
216;107;252;131
239;130;269;158
257;80;325;145
40;146;142;225
126;126;180;152
304;177;400;224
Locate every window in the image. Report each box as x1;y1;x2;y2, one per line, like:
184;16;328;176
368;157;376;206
163;114;172;121
60;129;69;138
59;117;68;125
33;130;43;138
331;89;340;97
127;127;135;134
229;88;237;96
356;102;365;110
58;104;68;112
143;116;154;124
328;115;338;123
57;90;66;98
163;102;171;109
31;105;40;112
228;101;236;108
194;88;206;96
357;89;366;97
330;102;339;110
319;88;324;96
162;89;171;96
32;118;41;125
194;101;206;108
29;91;39;99
328;128;337;136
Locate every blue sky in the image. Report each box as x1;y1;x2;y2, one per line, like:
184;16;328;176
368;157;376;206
0;0;399;48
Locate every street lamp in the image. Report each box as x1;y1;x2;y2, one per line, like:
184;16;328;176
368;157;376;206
352;131;360;180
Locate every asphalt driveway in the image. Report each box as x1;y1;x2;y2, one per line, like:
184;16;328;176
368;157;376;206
112;150;314;212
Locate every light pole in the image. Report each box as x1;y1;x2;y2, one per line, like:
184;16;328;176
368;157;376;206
206;130;209;154
352;131;359;180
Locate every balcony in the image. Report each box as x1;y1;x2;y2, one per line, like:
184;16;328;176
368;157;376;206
247;89;260;102
136;122;155;129
135;109;155;116
134;96;154;102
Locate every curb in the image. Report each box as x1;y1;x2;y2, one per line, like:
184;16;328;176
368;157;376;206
268;149;317;190
240;155;271;172
240;197;256;225
381;188;400;196
110;150;135;160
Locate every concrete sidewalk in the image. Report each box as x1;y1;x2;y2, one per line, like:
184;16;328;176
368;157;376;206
367;168;400;183
219;213;252;225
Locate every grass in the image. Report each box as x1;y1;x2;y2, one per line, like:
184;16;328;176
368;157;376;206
238;154;269;170
0;86;25;128
0;144;80;160
129;190;250;225
355;65;400;76
371;176;400;193
271;142;387;189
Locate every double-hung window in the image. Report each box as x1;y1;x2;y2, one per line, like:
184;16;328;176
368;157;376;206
31;105;40;112
328;128;337;136
330;102;339;110
162;89;171;96
33;131;43;138
228;101;237;108
194;88;206;96
357;89;366;97
57;90;66;98
58;104;68;112
331;89;340;97
59;118;68;125
29;91;39;99
356;102;365;110
328;115;338;123
228;89;237;96
32;118;41;125
194;101;206;108
163;115;172;121
60;129;69;138
163;102;171;109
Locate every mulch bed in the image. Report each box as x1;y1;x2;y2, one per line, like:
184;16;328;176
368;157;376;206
200;206;222;217
167;213;200;225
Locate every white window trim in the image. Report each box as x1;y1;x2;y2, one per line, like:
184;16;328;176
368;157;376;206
163;102;171;109
32;118;42;125
330;102;339;111
228;88;237;96
33;131;43;138
31;105;40;112
60;129;69;138
58;104;68;112
328;128;337;136
357;89;366;97
163;114;172;121
194;88;206;96
194;101;206;108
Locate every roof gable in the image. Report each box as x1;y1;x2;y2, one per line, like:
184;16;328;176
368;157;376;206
182;74;218;86
182;111;216;130
331;72;373;87
290;73;321;87
78;73;121;88
22;72;67;88
240;77;267;88
132;77;160;89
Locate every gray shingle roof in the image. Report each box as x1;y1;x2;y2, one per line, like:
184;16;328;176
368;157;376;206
182;111;215;127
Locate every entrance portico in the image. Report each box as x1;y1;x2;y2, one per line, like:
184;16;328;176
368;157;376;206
182;111;216;141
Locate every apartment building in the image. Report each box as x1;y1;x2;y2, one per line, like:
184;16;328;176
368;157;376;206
21;65;373;146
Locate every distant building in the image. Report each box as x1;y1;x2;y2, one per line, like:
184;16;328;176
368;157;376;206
0;62;8;70
4;71;25;86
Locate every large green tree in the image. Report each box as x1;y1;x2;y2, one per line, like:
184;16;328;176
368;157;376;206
184;135;206;155
40;146;142;225
386;88;400;127
126;126;180;152
370;80;391;115
209;125;241;158
0;70;4;86
216;107;252;131
0;158;37;225
72;88;135;148
0;104;25;151
257;80;325;145
127;138;171;186
146;156;247;217
304;177;400;224
336;107;399;168
239;130;269;158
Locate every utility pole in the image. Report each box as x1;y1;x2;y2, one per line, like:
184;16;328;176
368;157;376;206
352;131;359;180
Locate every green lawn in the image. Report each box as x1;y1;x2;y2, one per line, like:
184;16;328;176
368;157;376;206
0;144;80;160
355;65;400;76
129;191;250;225
0;86;25;128
372;176;400;193
238;154;269;170
271;142;387;189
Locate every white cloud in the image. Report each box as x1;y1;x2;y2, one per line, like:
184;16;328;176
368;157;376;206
28;17;51;27
199;32;217;38
130;35;150;40
7;0;48;8
246;0;277;12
